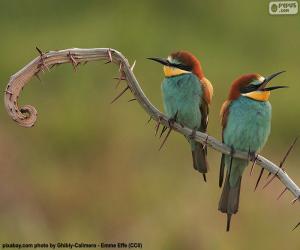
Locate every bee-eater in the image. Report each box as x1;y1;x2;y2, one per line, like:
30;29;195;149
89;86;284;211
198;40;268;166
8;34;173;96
148;51;213;181
218;71;287;231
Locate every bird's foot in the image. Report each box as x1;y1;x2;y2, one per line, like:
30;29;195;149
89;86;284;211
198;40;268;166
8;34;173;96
202;134;209;150
248;149;258;176
248;149;257;162
167;111;179;128
188;128;197;141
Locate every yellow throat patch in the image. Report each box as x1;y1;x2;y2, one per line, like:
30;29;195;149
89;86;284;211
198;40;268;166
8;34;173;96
242;91;270;101
163;66;191;77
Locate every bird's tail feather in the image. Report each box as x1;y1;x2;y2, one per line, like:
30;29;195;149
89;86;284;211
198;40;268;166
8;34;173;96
218;173;242;231
192;141;208;182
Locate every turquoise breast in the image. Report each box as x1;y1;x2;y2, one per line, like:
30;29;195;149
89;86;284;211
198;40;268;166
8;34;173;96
161;73;203;130
224;96;272;153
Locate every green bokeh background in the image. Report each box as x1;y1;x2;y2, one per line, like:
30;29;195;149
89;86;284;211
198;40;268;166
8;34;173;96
0;1;299;249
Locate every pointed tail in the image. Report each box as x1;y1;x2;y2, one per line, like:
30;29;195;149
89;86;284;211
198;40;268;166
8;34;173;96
218;173;242;231
191;141;208;182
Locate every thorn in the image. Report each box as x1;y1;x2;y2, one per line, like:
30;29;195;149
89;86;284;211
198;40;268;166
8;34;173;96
159;126;168;138
105;48;113;64
277;187;288;200
68;52;78;71
114;62;126;88
266;172;272;179
36;46;50;72
292;222;300;231
114;75;126;89
158;112;178;150
291;196;299;205
159;127;172;151
279;137;298;168
262;170;279;189
250;155;257;176
128;98;136;102
155;118;161;136
254;168;264;191
202;173;207;182
130;60;136;71
263;137;298;188
110;86;129;104
35;46;43;56
146;116;152;124
115;79;122;89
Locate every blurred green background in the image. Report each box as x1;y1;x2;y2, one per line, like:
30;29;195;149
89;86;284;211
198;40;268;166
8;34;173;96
0;0;299;249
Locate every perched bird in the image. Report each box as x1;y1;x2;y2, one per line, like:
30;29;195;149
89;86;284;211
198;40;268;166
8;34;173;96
148;51;213;181
218;71;287;231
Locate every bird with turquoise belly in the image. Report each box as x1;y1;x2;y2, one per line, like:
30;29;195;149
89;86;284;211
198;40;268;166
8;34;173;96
148;51;213;182
218;71;287;231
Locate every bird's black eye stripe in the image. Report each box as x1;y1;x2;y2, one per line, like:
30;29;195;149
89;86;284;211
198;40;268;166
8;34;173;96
168;61;192;71
240;84;261;94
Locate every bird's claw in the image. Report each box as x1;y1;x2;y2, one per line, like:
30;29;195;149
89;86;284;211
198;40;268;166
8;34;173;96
248;150;256;162
248;148;258;176
167;111;178;128
188;128;197;141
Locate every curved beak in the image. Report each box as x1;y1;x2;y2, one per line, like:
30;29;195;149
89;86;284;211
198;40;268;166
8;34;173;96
147;57;170;66
260;70;288;91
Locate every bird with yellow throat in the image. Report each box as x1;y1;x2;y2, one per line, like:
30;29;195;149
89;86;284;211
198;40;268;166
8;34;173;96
148;51;213;181
218;71;287;231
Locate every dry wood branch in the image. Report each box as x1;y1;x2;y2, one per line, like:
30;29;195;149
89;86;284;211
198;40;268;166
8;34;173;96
4;48;300;203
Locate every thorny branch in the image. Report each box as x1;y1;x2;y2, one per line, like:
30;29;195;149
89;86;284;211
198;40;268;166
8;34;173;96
4;48;299;225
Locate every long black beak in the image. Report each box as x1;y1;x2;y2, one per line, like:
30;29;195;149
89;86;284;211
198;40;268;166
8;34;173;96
262;86;288;91
260;70;288;91
147;57;192;71
147;57;170;66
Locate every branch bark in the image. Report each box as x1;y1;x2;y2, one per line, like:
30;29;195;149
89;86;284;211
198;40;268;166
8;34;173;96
4;48;300;203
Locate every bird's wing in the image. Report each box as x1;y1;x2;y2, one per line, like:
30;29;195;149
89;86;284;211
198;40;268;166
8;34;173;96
201;77;213;104
198;77;212;133
220;100;231;130
197;77;211;158
219;100;231;187
199;99;209;133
